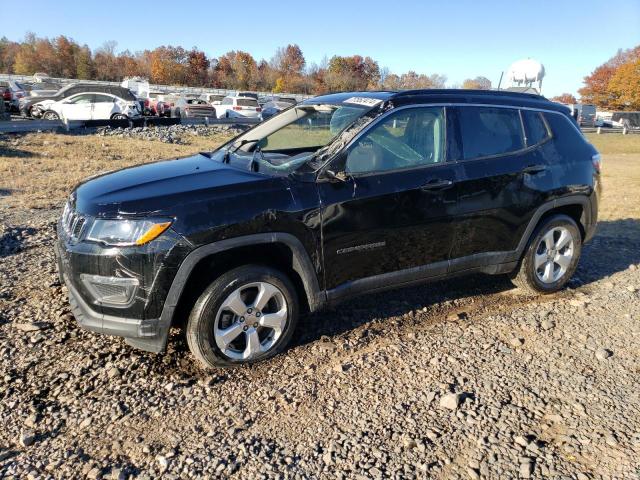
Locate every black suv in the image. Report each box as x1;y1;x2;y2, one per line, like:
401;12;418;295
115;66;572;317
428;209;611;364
56;89;601;368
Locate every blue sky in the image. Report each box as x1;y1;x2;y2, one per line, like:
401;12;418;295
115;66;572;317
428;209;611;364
3;0;639;97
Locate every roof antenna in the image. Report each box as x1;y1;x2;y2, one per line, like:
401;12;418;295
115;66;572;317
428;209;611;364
497;71;504;90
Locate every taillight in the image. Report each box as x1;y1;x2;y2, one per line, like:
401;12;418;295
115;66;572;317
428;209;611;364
2;89;10;100
592;153;602;172
144;99;149;107
233;106;242;110
256;107;262;112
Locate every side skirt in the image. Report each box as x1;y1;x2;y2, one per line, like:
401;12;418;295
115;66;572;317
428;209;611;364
326;253;518;305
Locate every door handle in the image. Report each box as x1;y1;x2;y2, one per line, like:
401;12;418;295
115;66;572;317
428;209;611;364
421;179;454;191
521;164;547;174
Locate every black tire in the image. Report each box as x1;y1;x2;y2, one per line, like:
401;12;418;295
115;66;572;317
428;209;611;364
42;111;59;120
186;265;299;368
111;114;128;120
511;214;582;294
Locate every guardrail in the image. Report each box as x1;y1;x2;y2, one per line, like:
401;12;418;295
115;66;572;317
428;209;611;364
582;126;640;134
0;116;260;134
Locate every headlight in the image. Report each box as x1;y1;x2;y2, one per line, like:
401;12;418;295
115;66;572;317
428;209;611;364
86;219;172;246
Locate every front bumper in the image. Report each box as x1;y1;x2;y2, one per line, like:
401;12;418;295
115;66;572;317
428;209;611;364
55;220;192;353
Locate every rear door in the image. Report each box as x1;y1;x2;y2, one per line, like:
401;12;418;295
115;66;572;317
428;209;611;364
60;93;94;120
448;106;553;269
318;106;459;293
92;94;116;119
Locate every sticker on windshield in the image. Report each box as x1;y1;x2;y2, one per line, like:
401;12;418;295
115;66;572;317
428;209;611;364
343;97;383;107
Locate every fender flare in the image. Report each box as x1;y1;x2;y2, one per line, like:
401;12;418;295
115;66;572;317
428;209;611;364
162;232;324;321
515;194;593;257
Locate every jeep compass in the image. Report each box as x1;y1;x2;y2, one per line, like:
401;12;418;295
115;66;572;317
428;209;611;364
55;89;601;368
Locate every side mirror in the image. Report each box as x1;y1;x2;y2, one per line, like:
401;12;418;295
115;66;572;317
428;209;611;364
323;169;350;182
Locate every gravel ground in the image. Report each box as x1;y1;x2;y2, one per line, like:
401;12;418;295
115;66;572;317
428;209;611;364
94;124;246;144
1;133;639;479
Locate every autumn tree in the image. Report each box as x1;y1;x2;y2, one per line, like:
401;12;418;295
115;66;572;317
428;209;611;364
579;45;640;108
215;51;258;89
607;58;640;110
462;76;491;90
325;55;380;91
271;44;305;92
186;49;210;86
550;93;577;104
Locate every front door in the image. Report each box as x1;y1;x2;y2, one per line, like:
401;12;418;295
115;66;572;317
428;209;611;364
60;93;94;120
318;106;458;296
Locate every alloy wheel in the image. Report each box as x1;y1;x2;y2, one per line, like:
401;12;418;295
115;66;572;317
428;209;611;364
534;226;574;283
213;282;288;360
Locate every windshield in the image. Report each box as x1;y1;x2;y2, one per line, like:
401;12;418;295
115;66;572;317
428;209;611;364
215;102;376;175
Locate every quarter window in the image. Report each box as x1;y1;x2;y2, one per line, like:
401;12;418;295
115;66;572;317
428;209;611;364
458;107;524;160
522;110;550;146
345;107;445;174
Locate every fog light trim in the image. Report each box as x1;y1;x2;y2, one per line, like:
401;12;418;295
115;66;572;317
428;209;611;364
80;274;139;308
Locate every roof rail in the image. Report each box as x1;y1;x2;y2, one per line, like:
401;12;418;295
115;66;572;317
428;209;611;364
392;88;545;100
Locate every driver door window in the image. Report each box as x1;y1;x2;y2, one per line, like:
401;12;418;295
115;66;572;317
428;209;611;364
346;107;445;174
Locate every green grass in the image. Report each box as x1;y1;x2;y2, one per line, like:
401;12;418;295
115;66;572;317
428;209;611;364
585;133;640;155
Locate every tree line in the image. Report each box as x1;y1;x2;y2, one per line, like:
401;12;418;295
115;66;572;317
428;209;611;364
0;34;497;95
551;45;640;110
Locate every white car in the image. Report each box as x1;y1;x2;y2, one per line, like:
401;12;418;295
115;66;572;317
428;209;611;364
213;96;262;119
38;92;140;121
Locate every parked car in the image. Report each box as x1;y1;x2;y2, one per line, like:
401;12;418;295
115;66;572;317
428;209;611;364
0;95;9;121
20;83;136;118
56;89;600;368
172;98;217;118
38;92;140;120
23;82;61;100
261;98;297;120
563;103;597;127
0;82;11;112
200;93;226;105
213;96;262;119
4;81;30;112
236;91;259;101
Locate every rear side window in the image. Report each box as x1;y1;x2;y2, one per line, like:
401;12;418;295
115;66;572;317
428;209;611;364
458;107;524;160
522;110;551;146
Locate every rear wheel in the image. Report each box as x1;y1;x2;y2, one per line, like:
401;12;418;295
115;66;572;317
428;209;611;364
511;214;582;294
111;113;128;120
186;265;299;368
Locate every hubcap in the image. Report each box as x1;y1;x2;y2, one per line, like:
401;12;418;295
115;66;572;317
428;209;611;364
213;282;288;360
534;226;574;284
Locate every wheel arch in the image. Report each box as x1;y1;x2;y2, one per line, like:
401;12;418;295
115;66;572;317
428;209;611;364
162;233;324;330
516;195;592;258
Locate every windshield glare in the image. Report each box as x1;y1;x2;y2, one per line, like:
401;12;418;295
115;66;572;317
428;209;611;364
218;102;374;175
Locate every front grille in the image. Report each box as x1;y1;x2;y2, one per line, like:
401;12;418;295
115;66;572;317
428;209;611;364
61;202;87;241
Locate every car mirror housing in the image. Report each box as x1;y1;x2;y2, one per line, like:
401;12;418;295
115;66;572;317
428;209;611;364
323;169;350;182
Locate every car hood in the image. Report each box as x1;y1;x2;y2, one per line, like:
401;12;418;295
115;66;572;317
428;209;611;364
74;153;282;221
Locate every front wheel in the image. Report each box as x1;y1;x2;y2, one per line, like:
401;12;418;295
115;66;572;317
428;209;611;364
511;214;582;294
42;111;59;120
111;113;128;120
186;265;299;368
